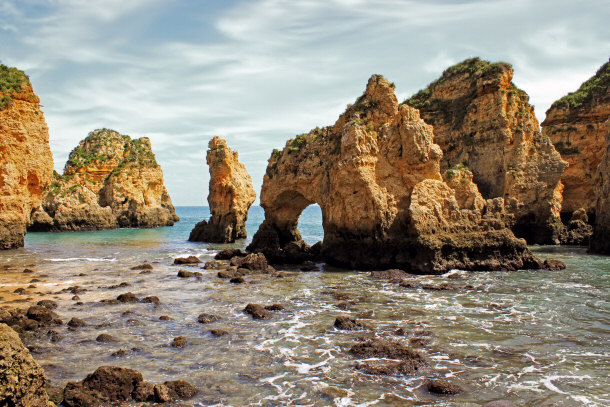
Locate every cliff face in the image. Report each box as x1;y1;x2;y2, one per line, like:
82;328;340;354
189;136;256;243
542;61;610;217
0;65;54;249
405;58;567;244
591;119;610;254
248;75;542;273
30;129;178;231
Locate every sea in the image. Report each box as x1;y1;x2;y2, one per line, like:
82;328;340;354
0;206;608;406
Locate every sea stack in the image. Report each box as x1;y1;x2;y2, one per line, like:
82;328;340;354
591;119;610;254
29;128;179;231
248;75;543;273
189;136;256;243
405;58;567;244
0;65;54;249
542;60;609;226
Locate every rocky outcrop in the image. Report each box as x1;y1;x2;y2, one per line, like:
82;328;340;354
405;58;567;244
591;119;610;254
189;136;256;243
0;323;50;406
248;75;543;273
0;65;53;248
29;128;179;231
542;61;610;217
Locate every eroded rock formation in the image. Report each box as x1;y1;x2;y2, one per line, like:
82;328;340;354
0;65;53;248
30;128;179;231
405;58;567;244
0;323;50;406
189;136;256;243
542;61;610;217
591;119;610;254
248;75;542;273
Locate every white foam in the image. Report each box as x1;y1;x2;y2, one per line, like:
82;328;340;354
45;257;117;262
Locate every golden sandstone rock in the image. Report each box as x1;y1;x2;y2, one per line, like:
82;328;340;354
248;75;541;273
406;58;567;244
542;62;610;218
189;136;256;243
591;118;610;254
0;66;53;249
30;129;178;231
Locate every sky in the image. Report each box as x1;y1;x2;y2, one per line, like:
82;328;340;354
1;0;608;206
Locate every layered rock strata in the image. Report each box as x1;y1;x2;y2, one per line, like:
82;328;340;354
542;61;610;217
0;65;53;248
591;119;610;254
248;75;543;273
30;128;179;231
0;323;50;406
405;58;567;244
189;136;256;243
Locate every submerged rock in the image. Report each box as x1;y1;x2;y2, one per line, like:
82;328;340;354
174;255;202;265
197;313;221;324
244;303;271;320
248;74;542;273
542;61;610;219
334;316;365;331
355;359;424;376
425;378;463;395
189;136;256;243
29;128;179;232
0;323;51;406
405;58;567;244
61;366;197;406
0;64;54;249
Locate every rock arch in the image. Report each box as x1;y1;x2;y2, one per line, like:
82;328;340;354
249;75;542;273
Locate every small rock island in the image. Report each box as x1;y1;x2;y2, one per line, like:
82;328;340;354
189;136;256;243
30;128;179;231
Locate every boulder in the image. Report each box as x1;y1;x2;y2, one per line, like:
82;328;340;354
0;323;50;406
189;136;256;243
244;303;271;320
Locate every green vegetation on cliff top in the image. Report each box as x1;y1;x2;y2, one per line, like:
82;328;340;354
66;128;158;173
547;61;610;112
0;64;32;110
403;57;511;109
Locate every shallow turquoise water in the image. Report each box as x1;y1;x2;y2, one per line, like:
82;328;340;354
0;206;607;406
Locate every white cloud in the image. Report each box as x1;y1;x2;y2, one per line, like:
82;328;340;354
1;0;608;205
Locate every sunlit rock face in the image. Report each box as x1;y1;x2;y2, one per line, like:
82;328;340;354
542;61;609;219
0;65;54;249
405;58;567;244
189;136;256;243
30;128;178;231
248;75;542;274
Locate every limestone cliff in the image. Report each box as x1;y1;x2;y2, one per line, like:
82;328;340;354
30;129;178;231
0;323;50;406
248;75;542;273
0;65;54;249
591;119;610;254
542;61;610;217
405;58;567;244
189;136;256;243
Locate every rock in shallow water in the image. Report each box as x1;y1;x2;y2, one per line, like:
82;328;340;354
244;303;271;320
173;256;202;265
425;378;463;395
